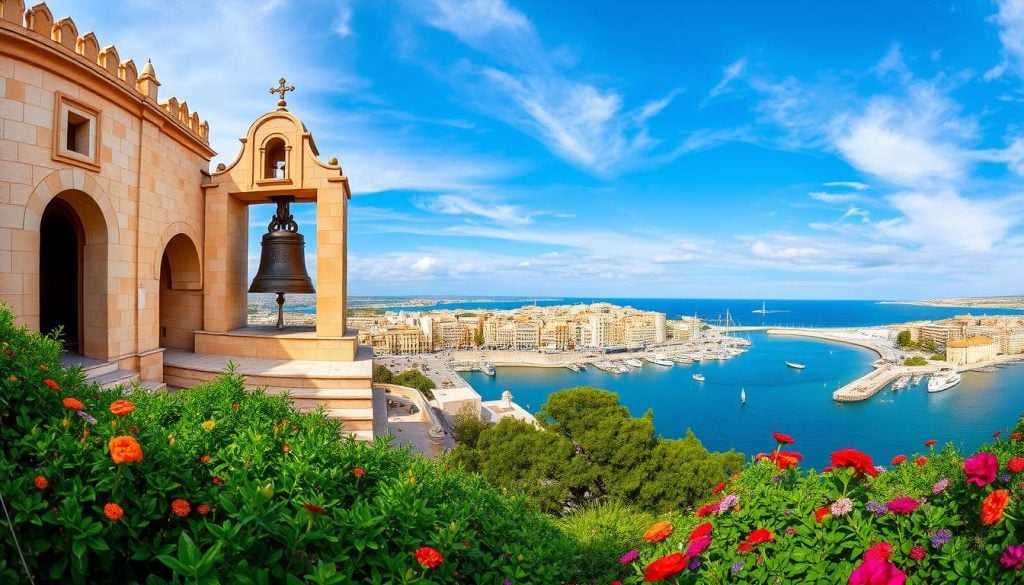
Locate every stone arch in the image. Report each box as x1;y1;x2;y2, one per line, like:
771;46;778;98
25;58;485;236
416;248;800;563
260;133;289;180
154;222;202;287
24;168;120;244
157;228;203;351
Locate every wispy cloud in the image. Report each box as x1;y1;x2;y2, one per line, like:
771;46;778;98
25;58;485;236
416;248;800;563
333;0;355;37
810;192;859;204
702;57;747;106
994;0;1024;77
415;194;533;224
876;190;1021;252
823;181;870;191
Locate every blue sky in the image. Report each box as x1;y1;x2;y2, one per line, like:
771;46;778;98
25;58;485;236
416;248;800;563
51;1;1024;299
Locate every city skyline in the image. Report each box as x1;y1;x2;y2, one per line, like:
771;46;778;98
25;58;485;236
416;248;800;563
50;0;1024;299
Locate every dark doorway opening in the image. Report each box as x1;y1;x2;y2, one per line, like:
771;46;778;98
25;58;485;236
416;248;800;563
39;198;83;353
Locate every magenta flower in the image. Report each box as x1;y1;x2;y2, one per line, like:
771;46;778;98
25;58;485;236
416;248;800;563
1001;544;1024;570
886;497;920;515
684;536;712;558
849;558;907;585
964;452;998;487
619;549;639;564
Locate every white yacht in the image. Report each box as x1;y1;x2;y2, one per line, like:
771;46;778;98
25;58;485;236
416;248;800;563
646;353;674;367
892;376;910;391
911;374;924;386
624;358;644;368
927;368;961;393
785;361;806;370
481;361;496;376
565;363;581;373
692;373;705;382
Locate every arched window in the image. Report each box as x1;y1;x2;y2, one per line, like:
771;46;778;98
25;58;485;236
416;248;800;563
263;137;287;179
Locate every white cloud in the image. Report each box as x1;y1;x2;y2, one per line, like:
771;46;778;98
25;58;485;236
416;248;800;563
810;191;859;204
984;61;1008;81
426;0;531;46
995;0;1024;77
333;0;354;37
703;57;747;106
823;181;870;191
411;256;441;272
750;240;821;261
841;206;870;222
876;190;1018;252
417;194;533;224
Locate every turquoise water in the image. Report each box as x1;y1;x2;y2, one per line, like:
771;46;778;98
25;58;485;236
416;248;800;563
461;332;1024;469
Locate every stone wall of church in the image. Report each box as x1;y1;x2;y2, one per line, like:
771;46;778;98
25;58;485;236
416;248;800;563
0;1;215;379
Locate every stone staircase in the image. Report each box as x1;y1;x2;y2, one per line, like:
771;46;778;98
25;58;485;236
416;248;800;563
163;349;380;442
62;354;166;392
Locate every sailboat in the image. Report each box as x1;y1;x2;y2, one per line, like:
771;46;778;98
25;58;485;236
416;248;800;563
752;301;767;315
740;388;747;404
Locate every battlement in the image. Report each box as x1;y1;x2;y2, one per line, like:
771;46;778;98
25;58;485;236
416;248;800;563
0;0;209;144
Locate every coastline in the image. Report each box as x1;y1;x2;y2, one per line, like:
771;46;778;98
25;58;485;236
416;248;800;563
880;298;1024;311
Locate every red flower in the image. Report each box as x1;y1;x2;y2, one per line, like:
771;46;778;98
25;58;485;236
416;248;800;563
62;397;84;411
772;432;795;445
1013;432;1023;441
887;497;920;515
643;521;673;542
696;501;719;517
924;439;937;447
746;528;775;545
303;502;326;516
737;542;754;553
831;448;879;477
43;379;59;391
103;503;123;521
200;454;211;464
353;467;366;477
915;457;927;466
815;506;831;523
767;450;803;470
212;476;224;485
688;522;713;542
711;481;726;494
643;553;687;582
1009;457;1024;474
994;431;1003;439
170;499;190;517
415;546;443;569
981;489;1010;525
909;545;926;561
964;452;998;487
196;503;211;517
34;475;48;490
891;455;907;465
864;542;893;562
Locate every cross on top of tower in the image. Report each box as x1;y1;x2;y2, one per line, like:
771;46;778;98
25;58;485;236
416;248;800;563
270;78;295;110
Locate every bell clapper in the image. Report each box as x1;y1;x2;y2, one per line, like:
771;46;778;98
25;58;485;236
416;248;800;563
276;292;286;330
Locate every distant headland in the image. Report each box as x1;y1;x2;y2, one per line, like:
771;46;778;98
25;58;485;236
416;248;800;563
881;296;1024;310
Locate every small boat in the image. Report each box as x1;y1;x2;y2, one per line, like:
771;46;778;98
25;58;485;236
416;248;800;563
911;375;923;386
785;361;806;370
692;373;705;382
565;363;581;373
481;361;496;376
740;388;747;404
892;376;910;391
928;368;962;393
646;354;674;367
752;301;767;315
624;358;644;368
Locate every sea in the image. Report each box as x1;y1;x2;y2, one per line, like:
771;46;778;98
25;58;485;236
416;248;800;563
380;298;1024;469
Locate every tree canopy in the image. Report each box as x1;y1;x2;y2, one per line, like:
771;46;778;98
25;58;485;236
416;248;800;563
452;386;743;515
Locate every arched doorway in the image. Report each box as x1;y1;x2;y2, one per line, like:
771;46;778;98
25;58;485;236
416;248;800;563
39;198;84;352
159;233;203;351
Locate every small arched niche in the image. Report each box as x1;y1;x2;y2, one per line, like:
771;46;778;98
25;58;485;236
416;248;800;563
263;137;288;180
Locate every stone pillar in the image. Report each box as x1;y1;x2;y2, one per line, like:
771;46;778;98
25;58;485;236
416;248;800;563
315;186;346;337
202;191;248;333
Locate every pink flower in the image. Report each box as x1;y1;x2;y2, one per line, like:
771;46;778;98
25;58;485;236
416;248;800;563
685;536;712;557
964;452;998;487
619;549;639;564
1000;544;1024;570
886;497;920;515
909;546;926;561
850;558;907;585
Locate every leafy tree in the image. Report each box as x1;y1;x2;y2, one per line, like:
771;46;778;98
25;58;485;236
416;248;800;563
460;386;739;515
896;330;912;347
904;356;928;366
372;363;393;383
451;402;490;448
474;328;485;347
393;369;436;400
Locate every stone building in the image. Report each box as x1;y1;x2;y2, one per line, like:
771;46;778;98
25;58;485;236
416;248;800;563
0;2;377;437
946;336;999;367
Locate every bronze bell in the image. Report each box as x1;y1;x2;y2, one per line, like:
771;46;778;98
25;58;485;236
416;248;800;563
249;196;315;329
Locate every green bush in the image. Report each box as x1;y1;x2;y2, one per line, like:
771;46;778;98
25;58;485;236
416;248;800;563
372;363;393;384
0;305;577;584
393;369;436;400
904;356;928;366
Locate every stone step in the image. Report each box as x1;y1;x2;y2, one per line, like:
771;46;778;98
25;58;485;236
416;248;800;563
345;429;374;442
89;370;139;390
80;360;118;379
138;380;167;392
282;392;373;410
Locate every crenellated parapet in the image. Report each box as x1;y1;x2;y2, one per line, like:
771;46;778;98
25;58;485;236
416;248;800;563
0;0;210;145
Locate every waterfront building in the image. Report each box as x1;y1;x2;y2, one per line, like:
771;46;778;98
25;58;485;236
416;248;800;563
383;327;428;355
918;324;964;350
946;336;999;366
0;2;375;436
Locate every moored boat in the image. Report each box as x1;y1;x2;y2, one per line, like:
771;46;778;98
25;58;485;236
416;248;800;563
481;361;496;376
785;361;806;369
928;368;961;393
625;358;644;368
892;376;910;391
692;373;705;382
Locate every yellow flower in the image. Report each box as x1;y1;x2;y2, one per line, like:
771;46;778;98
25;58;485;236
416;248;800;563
7;375;16;382
168;436;176;446
61;418;71;428
202;419;216;432
408;474;416;486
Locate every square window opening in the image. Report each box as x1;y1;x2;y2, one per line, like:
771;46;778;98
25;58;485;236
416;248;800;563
66;111;92;157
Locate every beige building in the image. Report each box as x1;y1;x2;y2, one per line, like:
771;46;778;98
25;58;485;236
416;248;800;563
946;336;999;366
0;2;375;435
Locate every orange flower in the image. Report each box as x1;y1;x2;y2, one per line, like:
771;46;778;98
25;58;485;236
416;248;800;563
353;467;366;477
62;397;84;411
34;475;48;490
196;504;211;516
108;436;144;465
43;378;59;391
200;454;211;464
109;399;135;416
104;503;124;521
981;489;1010;525
282;443;291;453
170;499;190;517
643;521;673;543
415;546;443;569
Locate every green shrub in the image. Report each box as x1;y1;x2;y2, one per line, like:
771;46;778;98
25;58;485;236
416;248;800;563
372;363;393;384
558;502;656;583
393;369;436;400
904;356;928;366
0;305;576;584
